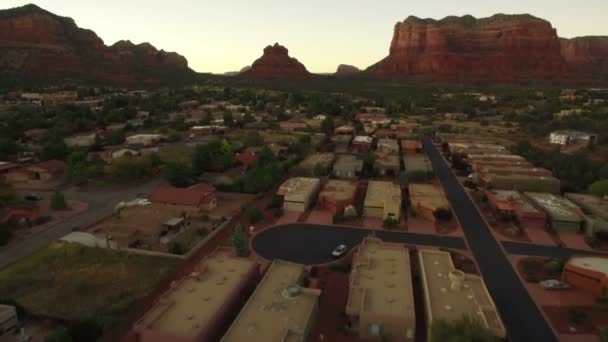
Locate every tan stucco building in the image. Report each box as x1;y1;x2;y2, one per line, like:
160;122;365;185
277;177;321;212
363;181;402;221
346;237;415;341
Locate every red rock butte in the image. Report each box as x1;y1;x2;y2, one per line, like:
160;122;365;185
239;43;313;79
335;64;361;77
366;14;608;83
0;4;193;85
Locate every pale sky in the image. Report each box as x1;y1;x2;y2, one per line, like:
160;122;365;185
4;1;608;73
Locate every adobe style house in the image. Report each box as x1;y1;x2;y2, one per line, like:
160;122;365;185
5;160;66;185
352;136;373;153
277;177;321;212
485;190;546;230
150;183;217;211
234;148;258;169
318;180;357;215
562;256;608;298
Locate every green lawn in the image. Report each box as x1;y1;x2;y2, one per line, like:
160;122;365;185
0;242;179;328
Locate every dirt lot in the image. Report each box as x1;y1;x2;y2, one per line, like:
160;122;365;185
0;242;178;329
213;192;256;218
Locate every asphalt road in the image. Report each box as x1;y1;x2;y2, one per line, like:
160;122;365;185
252;223;466;265
0;179;162;269
423;139;557;342
504;241;607;258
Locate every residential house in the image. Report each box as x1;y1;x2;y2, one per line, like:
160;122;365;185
352;136;373;153
111;148;140;160
126;134;165;147
485;190;547;230
280;122;307;132
404;155;433;174
346;237;415;341
235;148;258;169
294;153;335;176
524;192;585;232
334;125;355;136
549;130;598;147
333;154;363;179
318;179;357;215
374;155;401;177
376;138;399;156
150;183;217;211
0;304;18;334
277;177;321;212
400;140;422;155
363;181;401;221
64;133;97;148
480;174;561;194
564;193;608;237
409;183;450;222
562;256;608;298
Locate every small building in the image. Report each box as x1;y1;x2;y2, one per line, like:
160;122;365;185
480;174;561;194
64;133;97;148
400;140;422;155
447;142;507;155
485;190;547;229
376;138;399;155
126;134;165;147
564;193;608;237
133;247;260;342
524;192;585;232
471;160;533;173
295;153;335;176
0;304;18;334
477;165;552;177
418;249;506;340
318;180;357;215
444;112;468;120
409;183;450;222
235;148;258;169
467;154;526;164
150;183;217;211
6;160;66;183
333;154;363;179
280;122;307;132
404;155;433;174
374;155;401;177
332;135;353;153
221;260;321;342
346;237;415;341
0;161;19;179
277;177;321;212
363;181;401;221
267;143;289;159
549;130;598;146
562;256;608;298
334;125;355;136
111;148;140;160
352;136;373;153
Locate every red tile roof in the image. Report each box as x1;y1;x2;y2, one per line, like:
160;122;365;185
29;160;66;175
235;149;258;167
150;183;216;207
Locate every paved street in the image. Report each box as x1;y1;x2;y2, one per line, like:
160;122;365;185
252;223;466;265
0;179;162;269
423;139;557;342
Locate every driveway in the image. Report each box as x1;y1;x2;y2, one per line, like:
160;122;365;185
252;223;466;265
423;139;557;342
0;179;162;269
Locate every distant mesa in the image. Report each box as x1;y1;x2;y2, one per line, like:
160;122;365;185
0;4;194;85
223;66;251;76
239;43;313;79
335;64;361;76
365;13;608;83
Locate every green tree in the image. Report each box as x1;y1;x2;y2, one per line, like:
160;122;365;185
169;242;186;255
589;179;608;197
108;156;154;181
248;207;264;224
223;110;235;127
321;116;335;135
231;224;248;257
69;318;103;342
599;163;608;180
44;329;73;342
244;130;264;147
430;316;502;342
106;130;126;145
50;192;68;211
0;180;15;207
162;161;195;188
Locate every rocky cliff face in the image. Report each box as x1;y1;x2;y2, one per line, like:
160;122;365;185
366;14;573;82
0;4;193;85
240;43;312;79
560;36;608;80
335;64;361;76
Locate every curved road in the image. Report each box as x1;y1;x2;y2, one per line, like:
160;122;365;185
252;223;466;265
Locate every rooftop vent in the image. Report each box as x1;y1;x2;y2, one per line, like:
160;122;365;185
283;286;302;299
449;270;465;291
445;305;452;311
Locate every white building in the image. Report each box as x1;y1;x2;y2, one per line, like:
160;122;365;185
549;130;598;146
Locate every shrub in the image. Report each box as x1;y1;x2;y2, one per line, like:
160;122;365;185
568;308;587;325
200;214;210;222
231;224;248;257
333;211;345;224
384;217;399;229
34;216;53;225
266;195;283;209
273;207;283;217
433;208;453;222
0;228;12;246
69;318;103;342
505;227;517;237
50;192;68;210
248;208;264;224
168;242;185;255
44;329;73;342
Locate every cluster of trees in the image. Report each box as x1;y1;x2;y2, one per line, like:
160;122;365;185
511;141;606;191
430;316;503;342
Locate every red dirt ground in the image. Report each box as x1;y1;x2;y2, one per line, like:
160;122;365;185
543;306;608;336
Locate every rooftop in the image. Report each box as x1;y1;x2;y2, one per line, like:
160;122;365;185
564;193;608;221
404;154;433;173
320;179;357;202
353;136;373;144
567;256;608;276
468;154;525;162
364;181;401;213
346;237;415;320
524;192;584;222
150;183;215;207
333;154;363;172
278;177;321;203
409;183;449;211
486;190;541;214
136;249;255;338
298;153;335;170
418;249;505;337
222;260;320;342
400;139;422;150
377;138;399;152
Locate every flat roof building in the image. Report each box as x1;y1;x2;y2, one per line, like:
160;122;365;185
352;136;373;153
295;153;335;176
277;177;321;212
318;180;357;215
562;256;608;298
133;248;259;342
467;154;526;163
0;304;18;335
480;174;561;194
471;160;533;173
485;190;546;230
363;181;402;221
333;154;363;179
346;237;415;341
448;142;507;155
222;260;321;342
374;155;401;177
401;140;422;154
376;138;399;155
564;193;608;237
418;249;506;340
404;154;433;174
409;183;450;222
524;192;585;232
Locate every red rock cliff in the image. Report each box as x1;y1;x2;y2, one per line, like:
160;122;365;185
335;64;361;76
367;14;572;82
560;36;608;80
240;43;312;79
0;4;193;84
